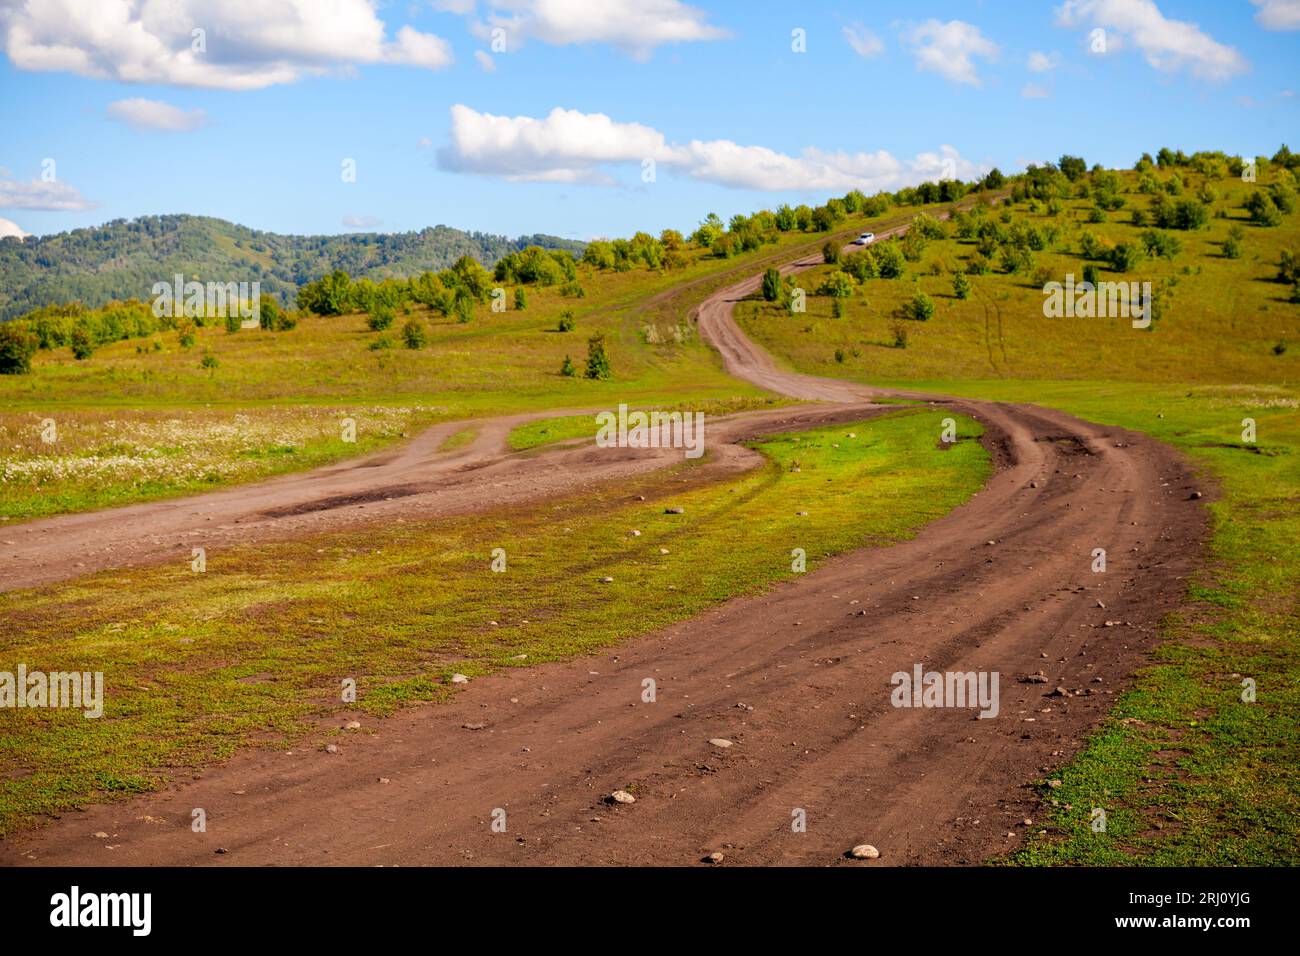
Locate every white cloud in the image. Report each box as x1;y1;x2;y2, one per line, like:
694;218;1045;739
0;174;94;211
437;105;985;193
474;49;496;72
417;136;433;148
107;97;206;132
342;214;383;228
467;0;726;59
1252;0;1300;30
843;23;884;58
1027;50;1059;72
0;0;452;90
433;0;478;14
1020;83;1050;98
902;20;999;86
0;217;30;240
1056;0;1248;79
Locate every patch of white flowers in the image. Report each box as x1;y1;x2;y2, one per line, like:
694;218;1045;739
1;406;439;489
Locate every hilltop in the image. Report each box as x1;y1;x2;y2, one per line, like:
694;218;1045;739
0;214;585;320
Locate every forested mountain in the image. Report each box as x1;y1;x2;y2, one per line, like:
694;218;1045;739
0;215;586;320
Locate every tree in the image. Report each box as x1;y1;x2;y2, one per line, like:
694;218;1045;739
875;242;905;278
1109;242;1145;272
908;292;936;321
560;355;576;377
0;322;38;374
952;272;971;299
70;325;94;359
1222;226;1244;259
402;318;427;349
982;168;1005;190
367;305;395;331
585;332;611;380
1246;191;1283;227
817;271;854;298
514;287;527;310
557;310;575;332
1059;155;1087;181
761;267;782;302
822;240;840;264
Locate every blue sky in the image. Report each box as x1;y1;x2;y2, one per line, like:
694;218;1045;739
1;0;1297;242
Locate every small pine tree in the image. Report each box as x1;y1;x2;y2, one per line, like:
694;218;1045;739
514;287;527;310
909;292;935;321
761;267;782;302
558;310;575;332
953;273;971;299
831;297;844;318
585;333;611;380
560;355;576;377
402;318;427;349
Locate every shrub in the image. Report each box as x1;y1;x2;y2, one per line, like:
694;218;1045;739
224;313;242;333
966;254;991;276
402;318;427;349
258;295;284;331
833;347;846;363
908;292;936;321
1246;191;1283;227
841;251;878;281
514;287;527;310
69;326;94;360
822;240;840;264
874;242;905;278
762;267;782;302
952;272;971;299
1140;229;1183;260
560;355;576;376
557;310;575;332
0;322;38;374
1277;250;1300;285
560;281;586;298
1083;263;1101;287
368;335;393;350
585;332;611;380
890;320;909;349
817;271;854;298
367;306;395;331
1109;242;1145;272
200;352;219;369
831;297;844;319
454;294;475;324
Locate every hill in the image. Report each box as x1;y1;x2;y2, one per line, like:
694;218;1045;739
0;214;586;320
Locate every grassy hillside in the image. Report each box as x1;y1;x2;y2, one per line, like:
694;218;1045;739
0;214;586;320
733;159;1300;865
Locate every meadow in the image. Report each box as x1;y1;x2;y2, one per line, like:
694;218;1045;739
0;409;989;834
730;162;1299;864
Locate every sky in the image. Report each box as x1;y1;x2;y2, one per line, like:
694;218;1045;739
0;0;1297;243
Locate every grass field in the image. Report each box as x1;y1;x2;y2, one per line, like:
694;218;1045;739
0;408;989;834
0;199;980;520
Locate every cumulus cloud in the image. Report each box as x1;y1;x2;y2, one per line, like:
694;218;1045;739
437;105;985;194
0;0;452;90
1027;50;1059;72
107;97;206;132
465;0;726;59
902;20;999;86
0;217;30;240
1251;0;1300;30
0;173;95;211
474;49;496;72
1056;0;1248;79
843;24;884;58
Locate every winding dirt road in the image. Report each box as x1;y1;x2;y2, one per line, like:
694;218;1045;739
0;225;1206;867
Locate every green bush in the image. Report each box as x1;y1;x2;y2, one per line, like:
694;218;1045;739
952;272;971;299
402;318;427;350
585;333;611;380
367;306;395;331
761;267;782;302
514;287;527;310
70;326;94;360
908;292;936;321
0;322;38;374
560;355;576;377
822;240;840;265
557;310;575;332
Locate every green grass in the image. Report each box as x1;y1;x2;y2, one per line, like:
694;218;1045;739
0;409;988;834
507;395;794;451
437;425;479;453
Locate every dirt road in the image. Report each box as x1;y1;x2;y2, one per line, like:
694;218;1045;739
0;224;1206;867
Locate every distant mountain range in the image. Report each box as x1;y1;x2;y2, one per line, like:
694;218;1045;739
0;214;587;320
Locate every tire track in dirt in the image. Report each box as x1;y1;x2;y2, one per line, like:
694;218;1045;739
0;209;1206;867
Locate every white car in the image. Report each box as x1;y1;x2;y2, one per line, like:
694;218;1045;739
852;232;875;246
